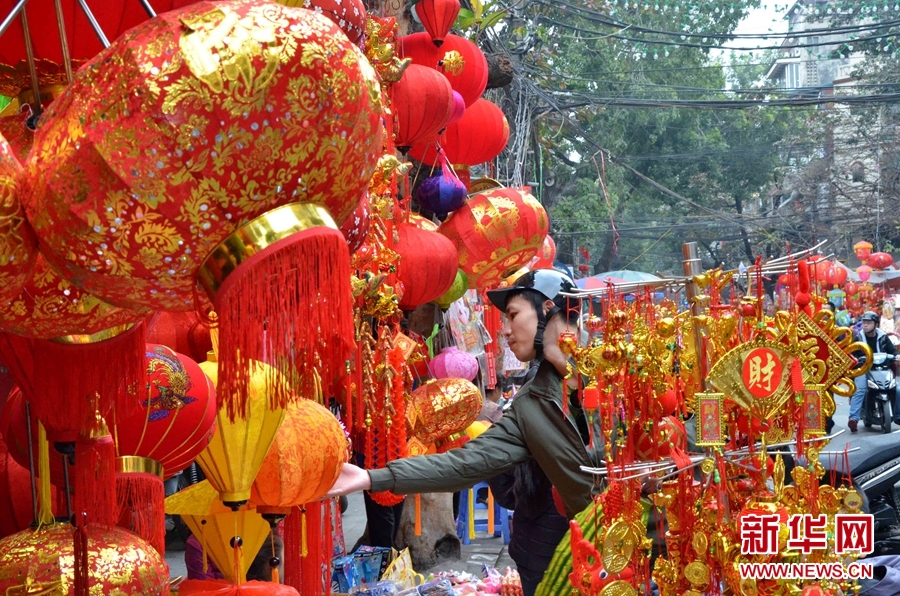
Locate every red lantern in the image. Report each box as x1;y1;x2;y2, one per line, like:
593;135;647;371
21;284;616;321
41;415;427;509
777;273;790;287
279;0;367;43
408;99;510;188
0;431;65;539
414;0;461;46
408;378;482;444
0;131;38;308
147;311;212;363
399;33;488;107
868;252;894;270
394;223;459;310
823;265;848;286
392;64;455;152
847;298;862;312
844;281;859;296
857;265;873;282
440;187;548;290
531;235;557;270
806;256;830;281
114;345;216;479
854;241;873;262
0;387;72;485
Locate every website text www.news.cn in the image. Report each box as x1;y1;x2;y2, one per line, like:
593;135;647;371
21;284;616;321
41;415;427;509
739;562;874;581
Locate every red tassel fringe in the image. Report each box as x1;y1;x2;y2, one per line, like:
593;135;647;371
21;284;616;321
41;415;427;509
283;503;327;596
283;507;302;590
214;227;355;421
0;323;146;437
116;471;166;555
73;513;89;596
73;435;117;528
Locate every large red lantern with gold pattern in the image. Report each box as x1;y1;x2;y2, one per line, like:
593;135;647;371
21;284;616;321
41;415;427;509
277;0;367;43
392;64;455;152
407;377;482;445
439;187;549;290
0;524;169;594
24;0;381;313
250;399;347;516
823;264;847;286
399;32;487;107
0;131;37;308
394;222;459;310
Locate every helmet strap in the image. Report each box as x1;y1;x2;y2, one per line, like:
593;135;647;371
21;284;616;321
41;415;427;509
533;305;561;360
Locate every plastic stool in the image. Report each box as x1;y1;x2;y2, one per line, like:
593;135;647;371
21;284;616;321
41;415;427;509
455;481;511;544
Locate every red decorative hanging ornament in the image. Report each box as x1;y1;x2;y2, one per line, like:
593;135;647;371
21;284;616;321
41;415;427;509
823;264;847;286
391;64;455;152
393;222;459;310
409;98;510;190
414;0;461;46
339;196;371;255
277;0;367;44
146;311;213;363
844;281;859;297
857;265;873;282
868;252;894;270
399;32;488;107
439;187;549;290
854;240;873;262
530;235;557;270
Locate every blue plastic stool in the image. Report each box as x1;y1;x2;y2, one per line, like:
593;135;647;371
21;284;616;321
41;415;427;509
455;481;511;544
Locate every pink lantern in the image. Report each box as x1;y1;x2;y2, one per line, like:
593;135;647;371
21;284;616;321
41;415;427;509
868;252;894;270
857;265;873;282
430;347;479;381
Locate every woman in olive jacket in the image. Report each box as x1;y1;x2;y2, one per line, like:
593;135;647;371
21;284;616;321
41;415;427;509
327;270;606;521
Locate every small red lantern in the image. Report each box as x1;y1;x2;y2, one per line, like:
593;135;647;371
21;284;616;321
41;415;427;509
393;223;459;310
844;281;859;296
854;241;874;262
806;256;830;281
414;0;461;47
339;197;371;255
439;187;549;290
777;273;791;287
857;265;873;282
531;235;557;270
399;33;488;107
847;298;862;312
868;252;894;270
147;311;212;363
392;64;455;152
823;265;848;286
408;378;482;444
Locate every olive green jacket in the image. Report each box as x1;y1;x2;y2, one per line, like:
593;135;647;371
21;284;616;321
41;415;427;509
368;360;602;518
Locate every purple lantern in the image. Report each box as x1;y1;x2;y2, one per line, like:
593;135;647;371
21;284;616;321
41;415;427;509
414;171;467;217
430;346;479;381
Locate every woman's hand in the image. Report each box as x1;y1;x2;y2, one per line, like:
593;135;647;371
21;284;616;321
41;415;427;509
325;463;372;497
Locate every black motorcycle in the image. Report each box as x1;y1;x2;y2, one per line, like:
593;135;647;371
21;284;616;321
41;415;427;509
862;353;898;434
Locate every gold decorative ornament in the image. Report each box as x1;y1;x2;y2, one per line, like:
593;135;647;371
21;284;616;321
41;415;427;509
600;581;639;596
683;561;711;587
602;521;638;575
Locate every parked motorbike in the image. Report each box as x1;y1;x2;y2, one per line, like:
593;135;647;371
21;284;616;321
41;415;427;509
862;353;898;434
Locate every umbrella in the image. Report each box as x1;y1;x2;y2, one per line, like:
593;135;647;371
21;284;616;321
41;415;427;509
595;270;661;282
576;275;627;290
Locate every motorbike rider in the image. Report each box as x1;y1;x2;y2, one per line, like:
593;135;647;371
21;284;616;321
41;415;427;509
848;311;900;432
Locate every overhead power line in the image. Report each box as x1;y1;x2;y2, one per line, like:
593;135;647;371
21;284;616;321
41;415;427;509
545;89;900;109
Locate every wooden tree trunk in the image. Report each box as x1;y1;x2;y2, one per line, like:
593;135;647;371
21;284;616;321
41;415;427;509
396;493;461;570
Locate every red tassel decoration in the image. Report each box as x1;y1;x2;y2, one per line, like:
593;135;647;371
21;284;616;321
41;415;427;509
0;323;146;438
300;502;323;596
324;500;333;596
116;467;166;555
73;411;117;529
283;507;303;589
284;504;326;595
73;512;89;596
214;227;355;421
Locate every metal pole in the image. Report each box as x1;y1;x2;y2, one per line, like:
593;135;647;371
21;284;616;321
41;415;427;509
61;452;72;519
138;0;157;18
682;242;709;390
52;0;73;84
0;0;30;39
76;0;109;48
19;4;42;116
24;402;38;525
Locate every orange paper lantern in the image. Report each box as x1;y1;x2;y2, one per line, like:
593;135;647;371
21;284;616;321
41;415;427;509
407;378;482;444
439;187;549;290
250;399;348;516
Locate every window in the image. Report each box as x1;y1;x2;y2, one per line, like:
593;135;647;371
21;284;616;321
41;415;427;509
786;63;801;89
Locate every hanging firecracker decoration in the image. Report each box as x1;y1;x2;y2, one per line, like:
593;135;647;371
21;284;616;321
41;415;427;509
0;131;37;308
393;222;459;310
391;64;455;152
439;187;549;290
414;0;461;47
399;33;488;107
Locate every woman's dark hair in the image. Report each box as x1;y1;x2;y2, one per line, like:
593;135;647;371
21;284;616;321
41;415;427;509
504;289;580;326
513;458;554;515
